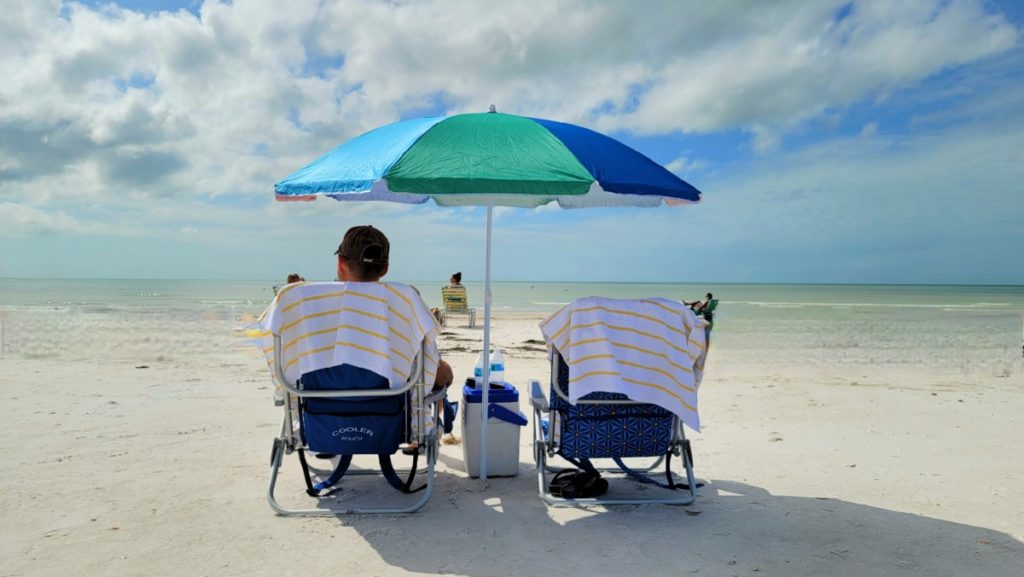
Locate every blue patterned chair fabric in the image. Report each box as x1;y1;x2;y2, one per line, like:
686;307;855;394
549;356;675;459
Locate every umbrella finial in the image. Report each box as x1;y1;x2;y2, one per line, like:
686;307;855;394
488;104;497;113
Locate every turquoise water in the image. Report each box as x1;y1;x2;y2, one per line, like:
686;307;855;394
1;279;1022;375
2;278;1022;315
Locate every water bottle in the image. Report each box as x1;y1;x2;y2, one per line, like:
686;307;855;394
473;350;485;386
489;349;505;385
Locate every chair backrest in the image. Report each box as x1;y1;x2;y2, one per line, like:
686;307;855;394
549;352;674;459
442;285;470;312
298;362;412;455
264;281;435;390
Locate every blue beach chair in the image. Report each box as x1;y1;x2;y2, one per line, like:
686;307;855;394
529;352;699;506
267;339;447;516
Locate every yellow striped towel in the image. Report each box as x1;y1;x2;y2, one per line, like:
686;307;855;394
258;281;440;392
539;296;708;431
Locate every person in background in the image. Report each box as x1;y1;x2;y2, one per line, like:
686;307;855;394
273;273;305;296
685;292;713;315
431;271;464;323
685;292;718;341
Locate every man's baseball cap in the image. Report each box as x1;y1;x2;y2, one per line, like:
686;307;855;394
335;225;389;265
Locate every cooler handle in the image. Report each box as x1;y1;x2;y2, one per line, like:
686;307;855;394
487;404;528;427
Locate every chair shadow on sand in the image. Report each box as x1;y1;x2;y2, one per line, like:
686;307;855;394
320;455;1023;577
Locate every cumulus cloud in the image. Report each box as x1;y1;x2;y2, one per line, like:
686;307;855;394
592;0;1018;136
0;201;94;235
665;155;707;176
1;0;1017;210
0;0;1020;283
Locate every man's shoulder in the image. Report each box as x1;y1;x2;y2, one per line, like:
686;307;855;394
385;281;417;293
385;282;431;306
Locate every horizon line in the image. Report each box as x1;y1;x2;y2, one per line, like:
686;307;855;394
1;276;1022;288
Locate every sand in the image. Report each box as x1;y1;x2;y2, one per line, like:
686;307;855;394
1;312;1022;576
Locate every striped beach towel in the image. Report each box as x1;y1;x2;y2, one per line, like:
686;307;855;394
539;297;708;431
258;281;440;392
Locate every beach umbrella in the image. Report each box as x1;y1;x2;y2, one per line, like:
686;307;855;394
274;108;703;479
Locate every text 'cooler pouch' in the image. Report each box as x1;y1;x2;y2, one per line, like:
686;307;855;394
300;364;408;455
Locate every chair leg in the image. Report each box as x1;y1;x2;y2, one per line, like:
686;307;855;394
268;443;437;516
533;408;551;501
268;402;440;517
267;437;289;515
680;440;697;500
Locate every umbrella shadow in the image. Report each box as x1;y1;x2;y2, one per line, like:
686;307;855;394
342;474;1024;577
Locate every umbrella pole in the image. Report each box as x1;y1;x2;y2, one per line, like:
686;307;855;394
479;205;493;480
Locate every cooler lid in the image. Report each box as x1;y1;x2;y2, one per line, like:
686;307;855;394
463;381;518;403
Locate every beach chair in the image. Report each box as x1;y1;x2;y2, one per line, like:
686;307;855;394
529;353;698;506
529;297;708;506
267;342;446;516
439;285;476;328
263;282;446;516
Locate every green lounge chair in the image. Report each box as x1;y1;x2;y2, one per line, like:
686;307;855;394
440;285;476;328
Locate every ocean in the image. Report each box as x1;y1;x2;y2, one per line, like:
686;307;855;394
4;278;1022;314
2;279;1022;378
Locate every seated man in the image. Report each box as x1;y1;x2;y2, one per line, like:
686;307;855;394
332;225;452;389
265;225;454;460
330;225;453;451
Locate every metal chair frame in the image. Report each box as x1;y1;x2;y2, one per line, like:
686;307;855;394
267;336;444;515
529;352;698;507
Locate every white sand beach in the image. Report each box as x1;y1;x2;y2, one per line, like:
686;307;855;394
1;310;1022;577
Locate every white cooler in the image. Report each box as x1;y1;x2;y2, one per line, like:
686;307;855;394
461;381;527;477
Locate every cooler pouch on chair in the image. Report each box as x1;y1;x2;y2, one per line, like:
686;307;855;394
302;405;406;455
299;364;408;455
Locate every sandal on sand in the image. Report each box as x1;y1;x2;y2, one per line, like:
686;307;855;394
549;469;609;499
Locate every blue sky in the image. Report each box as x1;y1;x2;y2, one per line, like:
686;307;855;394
1;0;1022;284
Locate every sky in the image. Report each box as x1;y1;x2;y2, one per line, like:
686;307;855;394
0;0;1022;284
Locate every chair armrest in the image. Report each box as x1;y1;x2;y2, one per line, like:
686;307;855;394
528;379;548;411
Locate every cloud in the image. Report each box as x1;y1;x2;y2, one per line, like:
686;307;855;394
0;201;95;235
749;125;781;154
593;0;1018;136
687;101;1024;282
860;122;878;137
665;155;708;176
1;0;1017;210
96;146;187;190
0;0;1021;283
